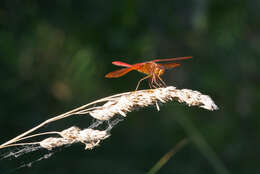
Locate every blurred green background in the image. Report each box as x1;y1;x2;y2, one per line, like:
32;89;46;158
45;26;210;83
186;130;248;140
0;0;259;173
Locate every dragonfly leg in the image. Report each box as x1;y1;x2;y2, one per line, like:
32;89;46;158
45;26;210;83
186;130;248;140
151;75;164;88
150;75;159;88
148;78;153;89
154;79;162;88
149;78;158;88
135;75;152;90
157;75;167;87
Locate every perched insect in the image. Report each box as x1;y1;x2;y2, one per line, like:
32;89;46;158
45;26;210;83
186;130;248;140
105;56;192;90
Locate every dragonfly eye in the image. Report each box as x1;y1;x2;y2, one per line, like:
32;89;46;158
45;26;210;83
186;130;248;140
158;69;164;76
159;69;164;75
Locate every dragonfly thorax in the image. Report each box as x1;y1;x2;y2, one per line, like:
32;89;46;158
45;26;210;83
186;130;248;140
153;66;165;76
137;62;165;76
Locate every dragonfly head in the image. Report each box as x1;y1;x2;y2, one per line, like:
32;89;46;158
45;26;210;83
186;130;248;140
154;67;165;76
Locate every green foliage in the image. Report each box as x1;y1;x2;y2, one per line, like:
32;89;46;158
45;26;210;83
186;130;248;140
0;0;259;173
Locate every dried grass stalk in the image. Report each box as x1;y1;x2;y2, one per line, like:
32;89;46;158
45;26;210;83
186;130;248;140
0;86;218;151
89;86;218;120
39;126;110;150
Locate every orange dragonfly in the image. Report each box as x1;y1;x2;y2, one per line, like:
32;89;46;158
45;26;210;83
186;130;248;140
105;56;192;90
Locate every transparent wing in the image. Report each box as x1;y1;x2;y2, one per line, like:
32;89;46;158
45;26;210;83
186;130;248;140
105;67;134;78
112;61;132;67
159;63;180;69
152;56;192;63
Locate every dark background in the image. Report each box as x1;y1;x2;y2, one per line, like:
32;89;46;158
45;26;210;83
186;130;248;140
0;0;259;173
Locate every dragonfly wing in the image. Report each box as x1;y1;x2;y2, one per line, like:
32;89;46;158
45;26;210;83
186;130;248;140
112;61;132;67
105;67;134;78
152;56;192;62
159;63;180;69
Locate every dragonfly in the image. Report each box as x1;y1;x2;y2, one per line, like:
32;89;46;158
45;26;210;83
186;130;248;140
105;56;192;90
